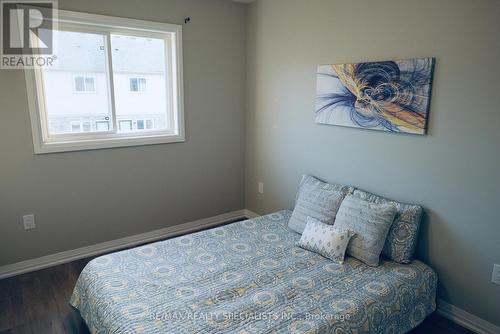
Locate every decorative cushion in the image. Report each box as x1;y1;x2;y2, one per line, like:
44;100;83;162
288;175;353;234
288;184;345;234
353;189;423;263
334;195;397;266
298;216;354;264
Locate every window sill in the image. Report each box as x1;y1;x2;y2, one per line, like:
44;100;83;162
33;133;185;154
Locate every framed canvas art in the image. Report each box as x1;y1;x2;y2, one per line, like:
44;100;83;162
315;58;435;135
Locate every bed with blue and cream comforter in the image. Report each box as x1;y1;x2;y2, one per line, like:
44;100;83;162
70;210;437;333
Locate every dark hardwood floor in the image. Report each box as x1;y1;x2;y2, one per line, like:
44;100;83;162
0;258;93;334
0;257;474;334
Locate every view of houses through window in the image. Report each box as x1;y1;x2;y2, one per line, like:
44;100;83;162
42;30;170;135
67;118;155;133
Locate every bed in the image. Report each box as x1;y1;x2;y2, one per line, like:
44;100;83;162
70;210;437;333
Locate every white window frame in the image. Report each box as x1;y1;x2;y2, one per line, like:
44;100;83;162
73;75;96;93
25;9;185;154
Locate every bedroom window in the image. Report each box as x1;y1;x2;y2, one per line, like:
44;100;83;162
25;9;184;154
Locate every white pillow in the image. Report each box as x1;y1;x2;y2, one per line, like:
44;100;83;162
298;216;354;264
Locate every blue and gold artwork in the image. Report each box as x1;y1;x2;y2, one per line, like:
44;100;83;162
316;58;434;134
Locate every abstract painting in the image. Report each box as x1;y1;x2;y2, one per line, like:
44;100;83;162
315;58;435;135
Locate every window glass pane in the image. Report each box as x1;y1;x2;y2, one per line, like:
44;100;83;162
111;34;169;133
119;120;133;132
74;77;85;92
43;30;113;135
137;119;144;129
82;121;92;132
96;120;110;131
71;122;81;132
145;119;154;129
85;77;95;92
130;78;138;92
138;78;146;91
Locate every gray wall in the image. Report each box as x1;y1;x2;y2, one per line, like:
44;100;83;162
0;0;246;265
245;0;500;326
2;0;499;327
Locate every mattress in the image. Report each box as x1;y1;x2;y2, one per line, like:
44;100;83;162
70;210;437;334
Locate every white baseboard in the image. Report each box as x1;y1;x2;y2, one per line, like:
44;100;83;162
2;210;498;334
437;299;500;334
0;209;251;279
243;209;260;219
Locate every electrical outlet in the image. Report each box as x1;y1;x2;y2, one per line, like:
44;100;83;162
492;264;500;285
258;182;264;194
23;214;36;230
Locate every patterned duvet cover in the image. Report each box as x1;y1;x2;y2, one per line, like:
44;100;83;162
70;210;437;334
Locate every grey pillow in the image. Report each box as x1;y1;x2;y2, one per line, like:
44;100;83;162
295;175;353;201
334;195;397;266
288;184;345;234
288;175;353;234
352;189;423;264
